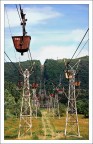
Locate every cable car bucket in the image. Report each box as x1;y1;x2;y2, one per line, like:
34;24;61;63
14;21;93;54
12;36;31;55
73;81;81;87
12;5;31;55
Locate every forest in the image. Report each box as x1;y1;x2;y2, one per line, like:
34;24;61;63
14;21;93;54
4;56;89;119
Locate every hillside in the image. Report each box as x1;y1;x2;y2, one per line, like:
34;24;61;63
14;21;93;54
4;60;41;85
4;56;89;119
4;56;89;89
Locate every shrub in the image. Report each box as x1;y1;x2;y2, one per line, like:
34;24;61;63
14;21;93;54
77;99;89;118
55;103;66;117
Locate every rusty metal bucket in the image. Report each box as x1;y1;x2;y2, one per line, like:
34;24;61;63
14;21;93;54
12;36;31;55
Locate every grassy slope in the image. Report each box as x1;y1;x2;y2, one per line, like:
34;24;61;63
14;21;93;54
4;110;89;140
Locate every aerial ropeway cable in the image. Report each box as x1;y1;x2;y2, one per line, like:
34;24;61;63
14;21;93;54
12;4;31;55
64;28;89;81
68;28;89;65
75;39;89;58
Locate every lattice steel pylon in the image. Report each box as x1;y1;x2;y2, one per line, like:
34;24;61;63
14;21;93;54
18;68;32;138
32;84;40;119
53;74;64;119
54;93;60;119
64;59;81;137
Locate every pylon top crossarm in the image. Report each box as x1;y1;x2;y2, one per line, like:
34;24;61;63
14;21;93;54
19;62;35;77
64;59;81;80
64;59;81;70
28;62;35;75
23;69;30;78
72;59;81;70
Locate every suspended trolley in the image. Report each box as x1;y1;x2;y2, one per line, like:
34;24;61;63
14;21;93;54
32;83;38;89
12;36;31;55
12;5;31;55
73;81;81;86
65;70;73;79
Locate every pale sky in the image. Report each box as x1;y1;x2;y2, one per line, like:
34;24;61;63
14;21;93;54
4;4;89;64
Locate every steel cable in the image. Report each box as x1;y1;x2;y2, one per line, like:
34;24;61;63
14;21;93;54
68;28;89;65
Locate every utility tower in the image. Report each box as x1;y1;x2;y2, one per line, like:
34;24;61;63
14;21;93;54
53;74;64;119
54;92;60;119
54;74;62;119
32;83;39;118
49;94;55;118
18;67;33;138
64;59;81;137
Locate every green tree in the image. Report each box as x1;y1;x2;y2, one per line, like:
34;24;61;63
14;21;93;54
4;89;16;119
77;99;89;118
55;103;66;117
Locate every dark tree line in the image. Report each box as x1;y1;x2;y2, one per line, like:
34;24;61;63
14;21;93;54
4;56;89;119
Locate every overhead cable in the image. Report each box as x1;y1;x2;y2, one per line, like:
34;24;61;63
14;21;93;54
16;4;21;22
28;49;33;66
76;39;89;58
5;7;12;37
4;51;19;72
68;28;89;65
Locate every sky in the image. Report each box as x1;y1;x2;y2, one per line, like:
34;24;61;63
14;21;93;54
4;4;89;64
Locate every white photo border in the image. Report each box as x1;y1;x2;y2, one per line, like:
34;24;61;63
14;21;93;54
1;1;92;144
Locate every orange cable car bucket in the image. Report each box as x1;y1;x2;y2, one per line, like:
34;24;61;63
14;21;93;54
12;36;31;55
73;81;81;86
65;72;73;79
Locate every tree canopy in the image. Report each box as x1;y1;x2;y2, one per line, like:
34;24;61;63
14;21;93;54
4;56;89;118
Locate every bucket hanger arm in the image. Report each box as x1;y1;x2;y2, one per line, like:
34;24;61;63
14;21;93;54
20;4;27;36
